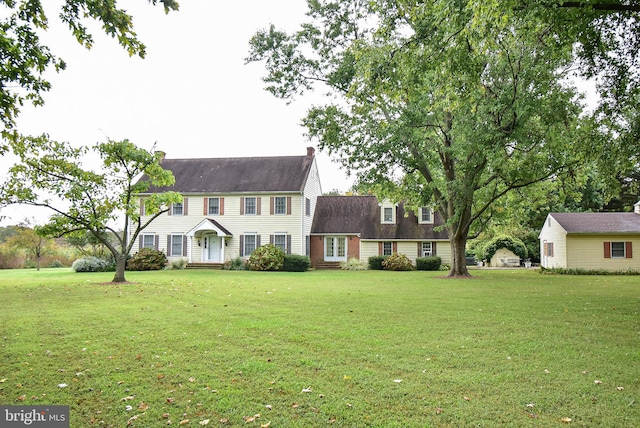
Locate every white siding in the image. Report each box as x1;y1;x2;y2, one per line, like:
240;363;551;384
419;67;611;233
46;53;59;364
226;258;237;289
301;157;322;255
539;214;568;268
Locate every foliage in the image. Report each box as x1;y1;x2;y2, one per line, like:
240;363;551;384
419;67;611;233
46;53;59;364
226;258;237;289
3;220;53;270
224;256;246;271
71;256;115;272
382;253;413;271
340;257;368;270
127;248;167;271
476;235;528;262
169;258;187;270
2;269;639;426
416;256;442;271
540;267;640;276
0;137;181;282
247;244;285;271
49;260;65;268
368;256;387;270
65;230;112;258
0;0;178;151
282;254;310;272
247;0;591;277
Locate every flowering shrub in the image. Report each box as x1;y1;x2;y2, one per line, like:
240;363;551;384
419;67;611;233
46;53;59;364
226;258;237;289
382;253;413;271
247;244;285;271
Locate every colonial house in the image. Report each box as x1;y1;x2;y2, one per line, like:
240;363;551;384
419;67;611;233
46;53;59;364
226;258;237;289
538;202;640;270
309;196;451;268
133;148;322;265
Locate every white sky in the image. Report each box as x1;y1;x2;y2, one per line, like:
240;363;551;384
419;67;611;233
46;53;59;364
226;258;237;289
0;1;354;225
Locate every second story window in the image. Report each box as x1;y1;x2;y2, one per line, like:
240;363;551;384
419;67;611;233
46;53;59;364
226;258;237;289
383;207;393;222
245;197;256;215
208;197;219;215
419;207;433;224
172;202;183;216
275;197;287;215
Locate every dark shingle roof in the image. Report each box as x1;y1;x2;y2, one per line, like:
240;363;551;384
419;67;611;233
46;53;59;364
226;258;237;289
142;155;314;193
551;212;640;234
311;196;449;240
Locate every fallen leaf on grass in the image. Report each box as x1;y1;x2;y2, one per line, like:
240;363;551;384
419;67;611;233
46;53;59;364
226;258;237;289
260;422;271;428
57;383;68;388
121;396;135;401
463;396;471;401
166;398;175;404
179;419;189;425
617;386;624;391
219;418;229;424
301;387;312;393
127;415;139;425
138;402;150;411
528;413;538;419
199;420;210;426
265;405;272;410
561;417;572;423
0;378;7;383
435;407;443;415
17;395;26;402
594;380;602;385
189;377;196;383
393;379;402;383
526;403;535;408
243;414;260;423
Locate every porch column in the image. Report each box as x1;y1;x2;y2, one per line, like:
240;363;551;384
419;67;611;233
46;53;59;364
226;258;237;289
188;236;193;263
220;237;226;262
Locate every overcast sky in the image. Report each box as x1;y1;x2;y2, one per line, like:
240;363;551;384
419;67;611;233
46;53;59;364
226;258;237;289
1;1;355;225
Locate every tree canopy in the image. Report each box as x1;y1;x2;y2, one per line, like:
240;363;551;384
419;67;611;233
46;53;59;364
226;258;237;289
0;136;181;282
248;0;604;276
0;0;179;151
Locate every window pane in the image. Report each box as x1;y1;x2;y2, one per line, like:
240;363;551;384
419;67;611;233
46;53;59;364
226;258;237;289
383;242;392;256
274;234;286;251
208;198;219;215
172;203;183;215
421;208;431;222
244;234;256;255
611;241;625;258
275;197;286;214
337;237;346;257
171;234;183;256
143;235;155;249
384;207;393;222
326;238;334;257
422;242;432;256
245;198;256;215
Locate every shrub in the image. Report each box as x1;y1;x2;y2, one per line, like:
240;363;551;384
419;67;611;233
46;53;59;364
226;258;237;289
247;244;285;271
224;257;246;270
127;248;167;271
49;260;65;268
540;267;640;276
416;256;442;271
341;257;368;270
479;235;528;262
72;256;115;272
382;253;413;271
283;254;310;272
368;256;387;270
170;258;188;270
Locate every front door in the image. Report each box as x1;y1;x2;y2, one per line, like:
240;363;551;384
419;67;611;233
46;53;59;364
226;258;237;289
325;236;347;262
204;235;222;262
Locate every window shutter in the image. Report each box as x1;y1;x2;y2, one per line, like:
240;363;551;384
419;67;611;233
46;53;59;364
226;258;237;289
139;198;145;216
287;235;292;254
378;242;383;255
183;236;188;256
240;197;245;215
417;242;421;257
183;198;188;215
239;235;244;256
168;204;172;216
139;235;143;251
433;242;437;256
604;242;611;258
257;235;262;247
549;243;554;257
626;241;633;258
270;197;274;215
392;242;397;254
167;235;172;256
287;197;292;215
203;198;208;215
220;197;224;215
270;235;274;244
257;198;262;215
155;235;159;251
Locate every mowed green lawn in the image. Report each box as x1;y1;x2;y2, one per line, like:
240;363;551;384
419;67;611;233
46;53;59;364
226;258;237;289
0;268;638;427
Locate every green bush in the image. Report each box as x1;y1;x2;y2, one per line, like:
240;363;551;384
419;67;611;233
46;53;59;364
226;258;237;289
170;258;187;270
540;267;640;276
340;257;368;270
368;256;387;270
224;256;246;270
479;235;528;262
382;253;413;271
247;244;285;271
283;254;310;272
72;256;115;272
49;260;65;268
127;248;167;271
416;256;442;271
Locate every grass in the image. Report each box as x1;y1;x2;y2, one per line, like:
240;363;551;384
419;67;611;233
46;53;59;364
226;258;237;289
0;268;638;427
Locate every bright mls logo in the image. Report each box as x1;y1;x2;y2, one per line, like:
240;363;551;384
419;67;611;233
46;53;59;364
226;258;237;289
1;406;69;427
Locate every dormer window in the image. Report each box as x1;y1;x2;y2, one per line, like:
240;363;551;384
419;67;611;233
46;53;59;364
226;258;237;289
381;202;396;224
419;207;434;224
383;207;393;222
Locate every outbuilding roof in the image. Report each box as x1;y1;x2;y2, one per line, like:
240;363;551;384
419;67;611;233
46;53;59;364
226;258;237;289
550;212;640;234
140;152;315;194
311;195;449;240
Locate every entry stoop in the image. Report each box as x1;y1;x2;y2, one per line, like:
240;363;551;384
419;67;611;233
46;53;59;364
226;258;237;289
314;261;342;270
186;262;224;270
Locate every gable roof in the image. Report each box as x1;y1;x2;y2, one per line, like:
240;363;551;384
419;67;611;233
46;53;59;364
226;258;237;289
550;212;640;234
141;153;315;194
311;196;449;240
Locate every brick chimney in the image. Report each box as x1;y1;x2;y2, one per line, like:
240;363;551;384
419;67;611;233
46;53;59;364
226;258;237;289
306;147;315;157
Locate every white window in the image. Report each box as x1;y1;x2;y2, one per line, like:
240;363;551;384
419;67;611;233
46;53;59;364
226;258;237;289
305;198;311;216
245;197;256;215
274;234;287;252
421;242;432;257
142;234;155;249
172;202;183;216
611;242;626;258
208;197;219;215
244;234;257;256
383;207;393;223
325;237;347;261
383;242;393;256
171;234;183;256
419;207;433;224
275;197;287;215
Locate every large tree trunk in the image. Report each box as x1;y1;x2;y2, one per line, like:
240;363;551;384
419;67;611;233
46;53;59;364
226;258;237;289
112;254;128;282
447;230;472;277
